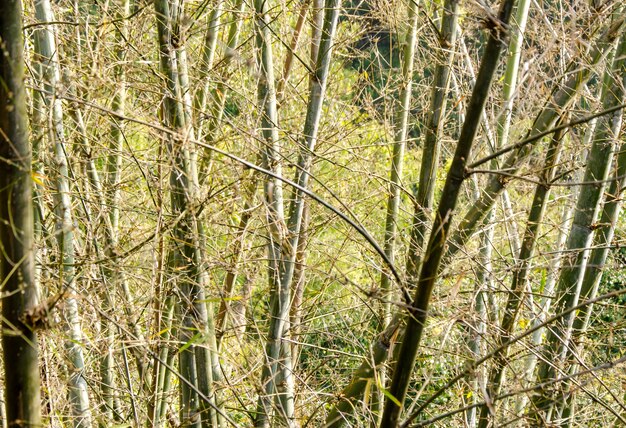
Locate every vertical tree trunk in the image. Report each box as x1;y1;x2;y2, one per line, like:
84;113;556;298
379;0;420;314
194;0;223;138
407;0;459;277
154;0;221;425
559;112;626;426
287;0;324;373
0;1;43;426
478;117;567;428
199;0;246;179
255;0;341;425
380;0;516;425
253;0;288;424
530;29;626;424
33;1;92;425
446;18;625;260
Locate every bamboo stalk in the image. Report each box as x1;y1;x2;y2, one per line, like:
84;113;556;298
199;0;246;180
558;115;626;425
478;117;568;427
530;29;626;424
0;0;43;425
446;17;626;261
33;1;92;425
408;0;460;278
252;0;288;423
154;0;222;425
380;1;516;424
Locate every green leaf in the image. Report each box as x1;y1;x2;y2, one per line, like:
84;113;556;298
378;381;401;407
178;332;204;353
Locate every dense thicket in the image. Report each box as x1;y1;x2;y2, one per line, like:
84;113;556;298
0;0;625;427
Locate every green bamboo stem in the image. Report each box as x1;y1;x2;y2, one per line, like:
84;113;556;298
109;0;149;386
255;0;341;425
407;0;459;279
175;14;222;425
530;30;626;424
102;1;130;419
33;1;92;425
0;1;43;425
471;0;551;412
467;224;492;427
512;129;589;419
380;0;420;316
478;118;567;428
288;0;321;398
446;18;625;261
289;200;310;368
154;0;200;424
280;0;341;421
154;0;221;425
149;295;176;427
194;0;224;137
65;84;121;425
371;0;422;423
379;0;516;425
253;0;288;423
309;0;324;68
199;0;246;180
559;116;626;426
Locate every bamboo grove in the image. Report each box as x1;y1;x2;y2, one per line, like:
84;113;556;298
0;0;625;426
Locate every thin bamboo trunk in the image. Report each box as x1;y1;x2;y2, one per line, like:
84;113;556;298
478;118;567;427
175;13;221;426
512;129;589;420
379;0;421;316
199;0;246;180
407;0;459;278
369;0;423;423
286;0;321;409
446;18;625;260
379;1;516;425
149;295;176;427
287;0;323;368
530;30;626;424
154;0;220;425
277;0;311;100
286;0;322;373
559;116;626;425
470;0;545;412
255;0;341;425
289;201;310;368
472;3;532;385
65;80;122;426
253;0;288;423
0;1;43;426
33;1;92;425
194;0;223;138
467;226;492;427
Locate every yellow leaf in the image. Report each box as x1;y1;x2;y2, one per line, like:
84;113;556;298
31;172;46;186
